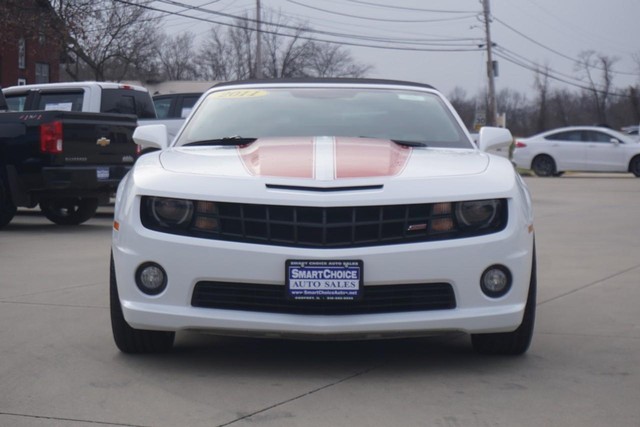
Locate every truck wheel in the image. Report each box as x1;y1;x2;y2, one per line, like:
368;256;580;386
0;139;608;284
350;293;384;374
0;177;17;229
471;248;537;356
40;198;99;225
110;253;175;354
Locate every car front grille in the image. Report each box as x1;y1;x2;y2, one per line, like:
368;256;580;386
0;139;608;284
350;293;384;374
141;199;507;248
191;282;456;315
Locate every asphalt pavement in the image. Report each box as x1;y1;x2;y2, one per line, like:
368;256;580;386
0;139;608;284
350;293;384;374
1;174;638;427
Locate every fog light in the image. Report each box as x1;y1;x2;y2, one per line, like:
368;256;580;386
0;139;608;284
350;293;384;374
480;265;512;298
135;262;167;295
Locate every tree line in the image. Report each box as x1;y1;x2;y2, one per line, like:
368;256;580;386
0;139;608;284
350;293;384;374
450;51;640;137
2;1;639;137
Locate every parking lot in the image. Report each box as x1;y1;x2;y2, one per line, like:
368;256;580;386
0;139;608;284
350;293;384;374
1;174;639;427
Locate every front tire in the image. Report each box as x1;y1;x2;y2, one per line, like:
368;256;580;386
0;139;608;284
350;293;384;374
471;249;537;356
531;155;557;177
110;254;175;353
40;197;99;225
0;176;17;229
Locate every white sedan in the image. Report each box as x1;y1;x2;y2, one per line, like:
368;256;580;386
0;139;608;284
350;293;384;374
111;79;536;355
512;126;640;177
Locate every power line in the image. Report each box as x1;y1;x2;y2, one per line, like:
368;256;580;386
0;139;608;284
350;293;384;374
286;0;479;24
342;0;478;14
271;5;482;43
151;0;480;47
493;49;631;98
493;15;637;77
118;0;481;52
150;0;482;48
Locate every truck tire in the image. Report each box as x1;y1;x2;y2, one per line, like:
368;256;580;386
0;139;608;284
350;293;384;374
110;254;175;353
40;197;99;225
471;247;537;356
0;176;17;229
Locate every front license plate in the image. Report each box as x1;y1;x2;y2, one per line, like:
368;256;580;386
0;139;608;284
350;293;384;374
286;260;363;301
96;167;110;180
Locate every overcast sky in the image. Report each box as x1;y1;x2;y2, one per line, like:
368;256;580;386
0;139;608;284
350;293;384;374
155;0;640;98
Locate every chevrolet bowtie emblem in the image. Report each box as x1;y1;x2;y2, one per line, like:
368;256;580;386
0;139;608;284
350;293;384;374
96;137;111;147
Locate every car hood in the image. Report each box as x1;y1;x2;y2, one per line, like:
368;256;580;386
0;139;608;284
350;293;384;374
159;137;489;180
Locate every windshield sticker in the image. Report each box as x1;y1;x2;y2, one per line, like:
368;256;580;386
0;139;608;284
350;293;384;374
212;90;268;99
44;102;73;111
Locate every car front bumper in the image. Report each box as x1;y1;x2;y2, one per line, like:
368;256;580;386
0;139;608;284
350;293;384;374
112;198;534;339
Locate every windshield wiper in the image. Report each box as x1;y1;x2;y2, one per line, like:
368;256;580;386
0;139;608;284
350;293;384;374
184;136;257;147
391;139;428;147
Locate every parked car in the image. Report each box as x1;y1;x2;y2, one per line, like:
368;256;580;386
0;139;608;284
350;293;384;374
513;126;640;177
621;125;639;140
152;92;204;142
110;78;536;356
0;82;154;228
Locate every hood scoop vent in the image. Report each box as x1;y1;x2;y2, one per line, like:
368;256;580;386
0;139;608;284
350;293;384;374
266;184;383;192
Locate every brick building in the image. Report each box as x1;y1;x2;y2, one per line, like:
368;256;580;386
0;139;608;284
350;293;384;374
0;0;63;88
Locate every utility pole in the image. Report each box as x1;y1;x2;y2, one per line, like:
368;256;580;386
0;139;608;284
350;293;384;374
482;0;497;126
255;0;262;79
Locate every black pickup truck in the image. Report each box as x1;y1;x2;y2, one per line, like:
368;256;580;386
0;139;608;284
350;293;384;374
0;82;155;228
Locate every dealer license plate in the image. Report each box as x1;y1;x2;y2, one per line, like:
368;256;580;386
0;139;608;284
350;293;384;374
286;260;363;301
97;167;110;180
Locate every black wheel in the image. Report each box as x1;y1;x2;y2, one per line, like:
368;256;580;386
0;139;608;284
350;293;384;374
629;156;640;177
471;248;537;356
0;176;17;229
531;155;556;177
40;197;99;225
110;253;175;354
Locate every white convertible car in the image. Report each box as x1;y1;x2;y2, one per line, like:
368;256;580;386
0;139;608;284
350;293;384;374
111;79;536;355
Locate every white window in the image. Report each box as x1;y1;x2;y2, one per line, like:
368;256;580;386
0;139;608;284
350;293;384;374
18;38;26;69
35;63;50;83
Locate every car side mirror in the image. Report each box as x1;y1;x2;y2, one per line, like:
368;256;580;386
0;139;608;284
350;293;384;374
133;124;169;151
477;127;513;153
610;138;620;145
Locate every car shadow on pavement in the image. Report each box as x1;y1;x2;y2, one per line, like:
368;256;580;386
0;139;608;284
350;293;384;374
112;332;530;376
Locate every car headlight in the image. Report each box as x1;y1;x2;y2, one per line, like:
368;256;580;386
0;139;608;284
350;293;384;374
146;197;194;228
455;199;502;229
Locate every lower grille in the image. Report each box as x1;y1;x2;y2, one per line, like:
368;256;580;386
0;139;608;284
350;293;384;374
191;282;456;315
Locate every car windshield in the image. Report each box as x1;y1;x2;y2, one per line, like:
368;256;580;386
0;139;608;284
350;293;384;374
174;87;472;149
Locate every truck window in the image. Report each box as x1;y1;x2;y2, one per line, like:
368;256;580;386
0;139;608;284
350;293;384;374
5;94;28;111
36;91;84;112
153;97;172;119
180;95;200;118
101;89;156;119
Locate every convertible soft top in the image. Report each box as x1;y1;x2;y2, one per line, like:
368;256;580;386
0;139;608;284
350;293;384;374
212;77;436;91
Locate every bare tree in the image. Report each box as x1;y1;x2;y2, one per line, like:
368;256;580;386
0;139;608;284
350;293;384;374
198;28;234;81
575;50;618;125
533;64;551;132
8;0;161;81
261;15;314;78
155;32;199;81
307;43;371;78
447;87;475;129
496;88;532;136
197;12;371;81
